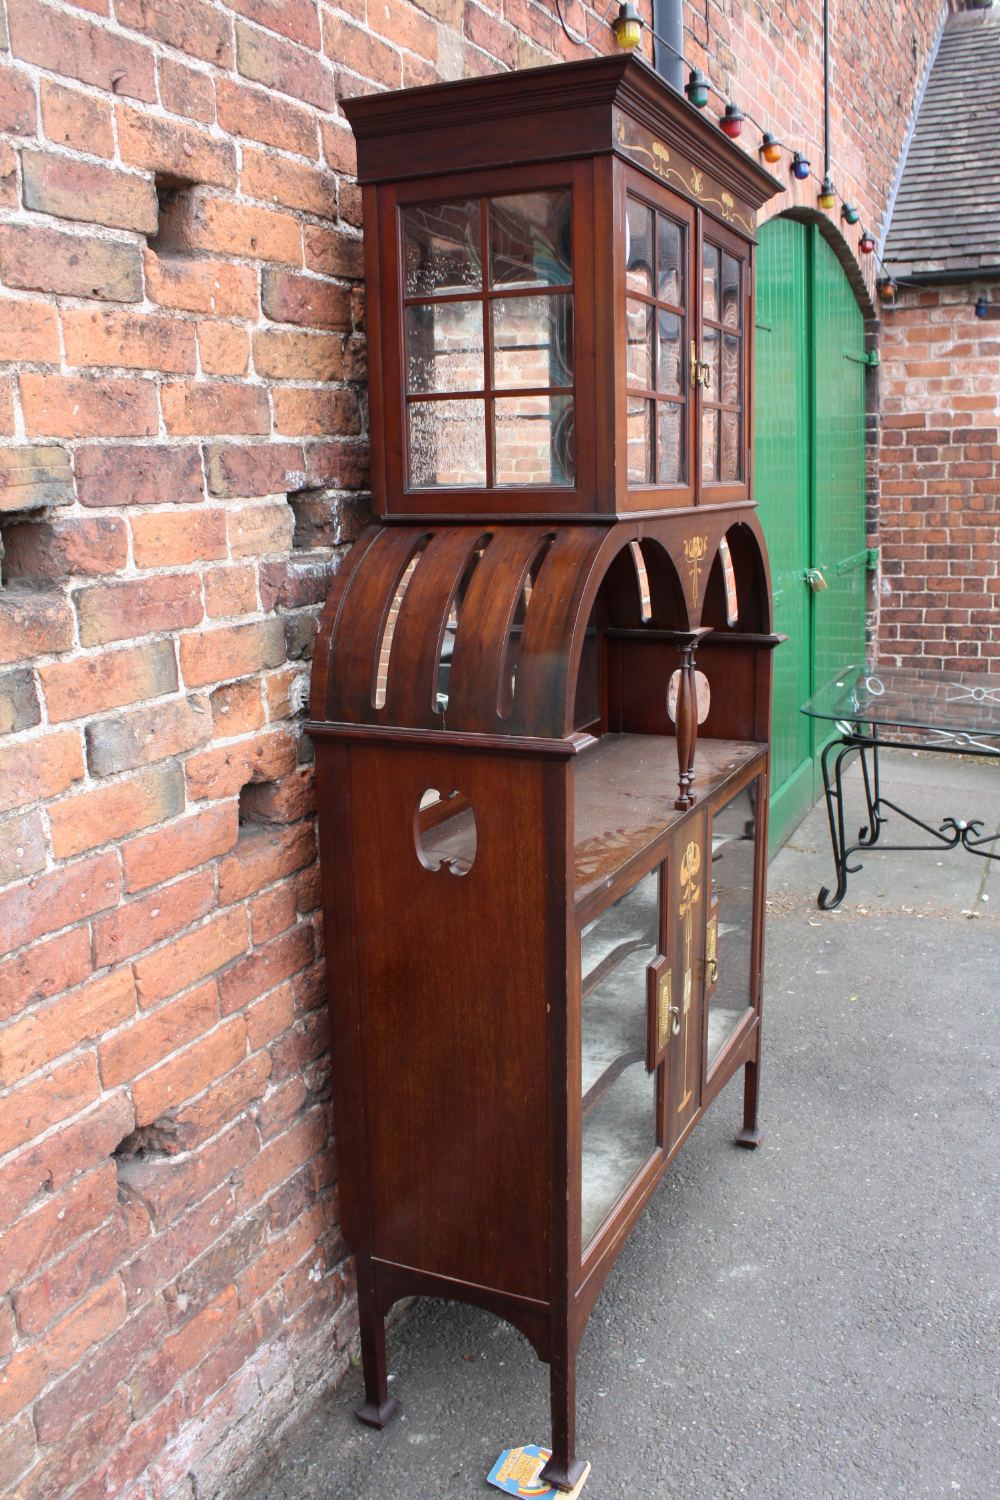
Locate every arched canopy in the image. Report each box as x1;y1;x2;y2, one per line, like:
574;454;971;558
310;515;772;741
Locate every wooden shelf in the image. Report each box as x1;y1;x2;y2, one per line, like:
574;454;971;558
573;734;765;908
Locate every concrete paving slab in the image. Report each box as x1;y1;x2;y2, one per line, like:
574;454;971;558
245;757;1000;1500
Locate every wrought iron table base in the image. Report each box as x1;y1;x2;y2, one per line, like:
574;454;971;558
818;727;1000;910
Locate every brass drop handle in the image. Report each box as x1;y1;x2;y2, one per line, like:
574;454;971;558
689;341;712;390
668;1002;681;1036
706;957;718;984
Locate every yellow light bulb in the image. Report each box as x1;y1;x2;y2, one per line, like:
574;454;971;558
612;3;642;50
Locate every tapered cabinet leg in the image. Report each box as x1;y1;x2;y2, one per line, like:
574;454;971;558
354;1265;399;1429
734;1056;762;1149
539;1344;586;1492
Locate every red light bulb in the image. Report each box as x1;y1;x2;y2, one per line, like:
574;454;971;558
720;104;744;139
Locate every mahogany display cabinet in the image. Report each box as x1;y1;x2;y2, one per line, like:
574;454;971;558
309;53;782;1490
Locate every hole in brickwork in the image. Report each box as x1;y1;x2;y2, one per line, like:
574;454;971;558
113;1120;181;1166
238;778;278;827
287;488;329;551
149;175;198;254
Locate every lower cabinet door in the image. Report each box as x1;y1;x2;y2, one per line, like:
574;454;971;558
579;864;662;1252
705;770;765;1076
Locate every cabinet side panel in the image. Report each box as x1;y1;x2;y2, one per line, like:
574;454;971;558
346;744;559;1302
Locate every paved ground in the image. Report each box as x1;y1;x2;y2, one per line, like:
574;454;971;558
245;751;1000;1500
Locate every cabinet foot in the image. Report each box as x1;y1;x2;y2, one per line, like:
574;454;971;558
355;1396;400;1429
734;1126;762;1149
539;1456;588;1492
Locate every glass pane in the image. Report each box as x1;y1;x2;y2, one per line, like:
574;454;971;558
402;200;482;297
720;408;741;482
656;310;683;395
581;869;659;1248
625;198;654;297
492;294;573;389
707;780;759;1068
721;252;741;329
626;397;653;484
408;398;486;488
490;190;572;288
626;300;653;389
702;243;720;323
404;301;484;394
703;325;720;395
494;394;574;486
720;332;741;407
657;400;685;484
657;216;684;305
702;407;719;483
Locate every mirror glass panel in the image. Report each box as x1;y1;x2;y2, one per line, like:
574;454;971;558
706;778;759;1069
581;868;659;1248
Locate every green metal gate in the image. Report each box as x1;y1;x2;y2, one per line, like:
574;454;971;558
754;219;868;848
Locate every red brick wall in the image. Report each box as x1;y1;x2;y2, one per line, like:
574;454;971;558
0;2;941;1495
879;282;1000;672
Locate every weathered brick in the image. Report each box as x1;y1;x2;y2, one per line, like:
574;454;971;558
99;978;218;1086
0;1092;134;1225
211;678;265;736
0;926;91;1019
164;1207;267;1329
121;801;237;891
234;1108;323;1213
0;851;119;958
185;728;297;801
0;60;36;134
246;978;295;1048
48;762;186;859
0;144;16;210
76;573;203;647
116;102;236;188
0;224;143;302
238;765;315;824
0;1054;101;1162
204;440;306;497
133;1015;247;1125
21;374;157;439
75;443;205;508
161;380;271;437
260;557;332;610
131;507;227;567
215;77;318;156
273;386;359;436
262;268;351;328
133;906;248;1006
0;728;84;815
93;870;215;970
178;620;285;691
62;309;197;374
40;640;178;723
21;150;158;233
158;57;215;124
235;18;336;110
0;970;135;1088
217;820;315;905
116;1114;257;1228
2;516;129;580
249;884;298;945
170;1051;270;1155
7;0;156;101
324;8;403;85
318;118;356;175
86;1391;185;1500
0;297;60;363
253;328;342;381
219;921;315;1016
32;1295;165;1445
0;375;12;433
0;1412;34;1492
228;0;321;48
130;1285;239;1418
0;806;47;890
14;1205;133;1336
17;1391;134;1500
303;223;364;278
204;563;260;618
86;694;211;776
115;0;232;67
198;322;249;376
241;149;335;218
145;249;259;319
158;193;302;265
40;79;114;156
227;500;295;558
0;667;41;735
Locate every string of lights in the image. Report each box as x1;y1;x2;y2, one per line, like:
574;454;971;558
553;0;988;317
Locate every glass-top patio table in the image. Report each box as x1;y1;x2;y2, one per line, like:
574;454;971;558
801;663;1000;909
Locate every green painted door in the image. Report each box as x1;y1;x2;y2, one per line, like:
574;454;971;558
754;220;867;847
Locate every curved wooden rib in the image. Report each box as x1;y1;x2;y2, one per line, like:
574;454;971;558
309;524;383;722
327;527;430;724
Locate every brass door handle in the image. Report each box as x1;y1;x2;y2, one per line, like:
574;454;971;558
667;1003;681;1036
706;957;718;984
689;341;712;390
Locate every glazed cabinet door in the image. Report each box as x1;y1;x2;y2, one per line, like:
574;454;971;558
579;863;664;1253
697;217;751;506
704;770;766;1076
663;811;708;1154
